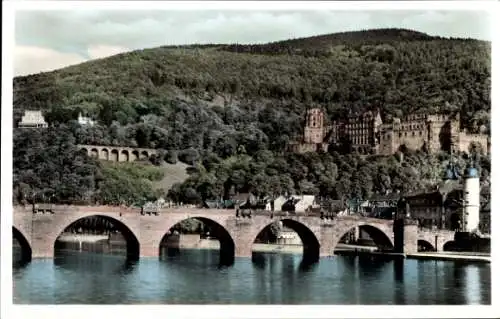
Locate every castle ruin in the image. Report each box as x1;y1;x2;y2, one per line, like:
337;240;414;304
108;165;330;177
289;108;490;156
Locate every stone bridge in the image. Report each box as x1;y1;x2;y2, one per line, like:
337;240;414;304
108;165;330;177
417;228;456;252
78;145;158;162
12;205;456;264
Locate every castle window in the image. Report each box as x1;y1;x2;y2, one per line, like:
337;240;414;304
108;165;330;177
399;133;402;138
412;132;415;137
419;131;422;136
404;132;407;137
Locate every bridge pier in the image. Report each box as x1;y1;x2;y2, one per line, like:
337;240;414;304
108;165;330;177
393;220;418;255
31;240;55;259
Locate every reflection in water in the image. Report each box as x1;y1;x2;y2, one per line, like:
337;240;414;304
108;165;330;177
13;249;491;305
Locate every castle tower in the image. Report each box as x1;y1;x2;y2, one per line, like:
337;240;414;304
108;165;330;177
462;164;480;232
304;108;325;144
426;114;448;153
449;113;460;153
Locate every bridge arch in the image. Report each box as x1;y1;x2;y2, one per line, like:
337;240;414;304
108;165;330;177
140;151;149;160
333;221;394;253
159;216;236;266
90;148;99;158
443;241;457;251
54;214;140;260
252;218;320;262
13;226;32;262
418;239;435;252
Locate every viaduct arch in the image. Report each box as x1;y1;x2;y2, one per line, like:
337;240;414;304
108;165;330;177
78;145;158;163
13;205;454;265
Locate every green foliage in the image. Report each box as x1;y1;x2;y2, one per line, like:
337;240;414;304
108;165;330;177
94;162;164;205
13;124;165;205
168;150;491;203
13;125;100;204
12;29;491;207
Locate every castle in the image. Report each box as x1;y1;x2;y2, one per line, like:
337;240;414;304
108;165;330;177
289;108;490;156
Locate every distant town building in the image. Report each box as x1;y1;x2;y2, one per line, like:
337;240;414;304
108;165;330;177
289;108;490;155
18;110;48;128
479;201;490;234
276;227;302;245
280;195;319;213
404;179;462;231
404;163;487;233
78;113;95;126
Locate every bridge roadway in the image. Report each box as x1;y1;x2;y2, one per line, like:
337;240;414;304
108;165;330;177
12;205;455;263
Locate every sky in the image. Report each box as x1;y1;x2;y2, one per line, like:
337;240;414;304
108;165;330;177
13;7;493;76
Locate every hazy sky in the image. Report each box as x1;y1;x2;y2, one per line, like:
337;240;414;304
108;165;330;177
14;9;493;76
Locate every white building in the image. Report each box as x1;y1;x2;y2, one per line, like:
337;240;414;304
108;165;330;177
78;113;95;126
18;110;48;128
265;195;288;211
463;166;480;232
286;195;319;213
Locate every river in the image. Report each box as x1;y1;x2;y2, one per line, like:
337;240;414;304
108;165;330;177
12;245;490;305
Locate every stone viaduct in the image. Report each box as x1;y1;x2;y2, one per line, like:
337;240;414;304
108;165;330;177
78;145;158;162
12;205;455;264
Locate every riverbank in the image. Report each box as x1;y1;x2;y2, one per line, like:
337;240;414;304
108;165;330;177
406;252;491;263
55;235;491;263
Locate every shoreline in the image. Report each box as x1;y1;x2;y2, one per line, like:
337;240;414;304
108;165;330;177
51;236;491;263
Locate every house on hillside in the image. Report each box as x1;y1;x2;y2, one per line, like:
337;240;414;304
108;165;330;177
78;113;95;126
18;110;48;128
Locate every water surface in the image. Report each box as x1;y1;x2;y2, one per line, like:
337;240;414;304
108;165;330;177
13;248;491;305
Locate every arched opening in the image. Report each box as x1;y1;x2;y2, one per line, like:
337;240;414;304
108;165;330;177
13;227;32;265
443;241;457;252
159;217;235;266
418;239;435;252
110;149;119;162
80;148;89;156
90;148;99;158
54;215;140;261
140;151;149;160
251;219;320;266
131;150;139;161
101;148;109;161
334;225;394;255
120;150;129;162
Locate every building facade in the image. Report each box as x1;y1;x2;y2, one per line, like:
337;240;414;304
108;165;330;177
290;108;490;156
18;110;48;128
78;113;95;126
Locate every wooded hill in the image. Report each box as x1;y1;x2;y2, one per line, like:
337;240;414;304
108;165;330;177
13;28;491;206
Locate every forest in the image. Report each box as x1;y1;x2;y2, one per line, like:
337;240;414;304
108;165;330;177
12;28;491;206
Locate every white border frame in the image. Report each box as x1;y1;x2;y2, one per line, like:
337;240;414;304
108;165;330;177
2;1;499;318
